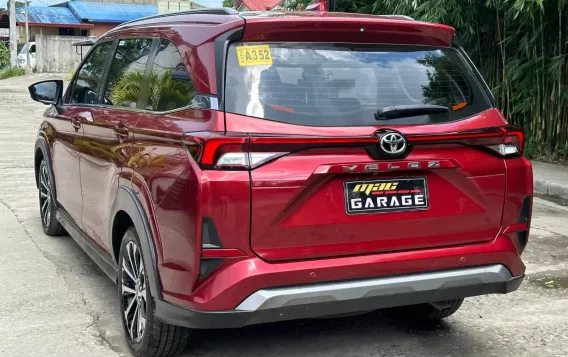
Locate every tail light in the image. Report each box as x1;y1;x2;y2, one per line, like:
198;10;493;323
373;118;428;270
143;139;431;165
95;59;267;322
183;131;377;170
184;126;525;171
486;128;524;157
407;126;524;158
184;132;287;170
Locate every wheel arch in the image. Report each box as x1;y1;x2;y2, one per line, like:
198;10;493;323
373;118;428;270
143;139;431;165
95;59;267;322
34;137;56;200
110;186;163;299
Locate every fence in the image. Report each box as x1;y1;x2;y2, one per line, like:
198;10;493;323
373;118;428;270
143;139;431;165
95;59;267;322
36;35;96;73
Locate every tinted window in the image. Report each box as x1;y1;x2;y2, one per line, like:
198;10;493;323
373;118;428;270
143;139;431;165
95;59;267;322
30;45;36;53
104;38;153;108
145;40;195;112
225;43;491;126
70;42;112;105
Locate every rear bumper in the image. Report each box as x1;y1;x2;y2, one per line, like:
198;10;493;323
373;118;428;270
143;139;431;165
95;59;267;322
155;264;524;329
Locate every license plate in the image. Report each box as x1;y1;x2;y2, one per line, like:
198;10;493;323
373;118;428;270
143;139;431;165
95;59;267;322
344;178;429;215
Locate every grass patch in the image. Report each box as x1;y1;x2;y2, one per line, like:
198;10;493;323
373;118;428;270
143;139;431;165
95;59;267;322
65;67;76;81
0;67;26;80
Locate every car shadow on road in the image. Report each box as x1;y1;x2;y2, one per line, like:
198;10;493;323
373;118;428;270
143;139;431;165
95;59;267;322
48;234;486;357
185;308;484;357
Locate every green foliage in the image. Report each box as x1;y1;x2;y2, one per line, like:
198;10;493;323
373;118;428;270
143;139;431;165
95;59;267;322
64;67;76;81
222;0;234;7
110;70;145;107
109;69;196;111
0;67;25;80
146;69;196;111
323;0;568;160
284;0;312;10
0;42;9;69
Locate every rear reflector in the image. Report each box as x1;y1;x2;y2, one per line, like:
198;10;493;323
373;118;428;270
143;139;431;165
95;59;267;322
199;217;247;280
202;248;246;259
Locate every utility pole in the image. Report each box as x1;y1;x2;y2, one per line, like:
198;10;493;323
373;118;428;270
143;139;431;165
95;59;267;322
8;0;17;67
25;0;30;71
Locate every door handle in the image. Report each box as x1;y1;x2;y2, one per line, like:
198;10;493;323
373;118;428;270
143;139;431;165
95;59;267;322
71;116;81;131
113;121;129;139
70;112;92;131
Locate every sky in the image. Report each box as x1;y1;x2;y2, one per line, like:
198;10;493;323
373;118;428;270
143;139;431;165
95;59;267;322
1;0;224;9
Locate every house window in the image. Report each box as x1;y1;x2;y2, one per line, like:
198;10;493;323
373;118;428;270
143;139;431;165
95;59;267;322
58;28;73;36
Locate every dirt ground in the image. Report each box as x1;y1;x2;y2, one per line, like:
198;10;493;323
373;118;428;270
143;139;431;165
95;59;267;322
0;74;566;357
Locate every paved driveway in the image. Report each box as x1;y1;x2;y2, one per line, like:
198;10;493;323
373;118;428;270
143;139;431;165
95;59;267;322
0;74;567;357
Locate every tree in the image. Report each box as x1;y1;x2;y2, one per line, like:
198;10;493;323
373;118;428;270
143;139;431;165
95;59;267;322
109;69;196;111
0;42;9;69
284;0;312;10
222;0;233;8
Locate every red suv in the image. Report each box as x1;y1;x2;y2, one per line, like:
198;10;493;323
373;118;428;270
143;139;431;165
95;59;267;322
29;9;532;357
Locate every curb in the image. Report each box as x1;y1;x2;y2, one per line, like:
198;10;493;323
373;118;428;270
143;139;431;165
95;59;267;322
534;179;568;204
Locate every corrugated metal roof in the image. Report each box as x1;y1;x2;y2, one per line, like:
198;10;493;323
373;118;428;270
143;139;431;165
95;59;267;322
16;6;83;25
67;2;158;23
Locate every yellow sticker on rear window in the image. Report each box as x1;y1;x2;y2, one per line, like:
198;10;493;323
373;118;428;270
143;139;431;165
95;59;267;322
236;45;273;66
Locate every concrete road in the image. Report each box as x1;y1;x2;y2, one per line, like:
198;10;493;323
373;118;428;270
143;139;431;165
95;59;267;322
0;74;567;357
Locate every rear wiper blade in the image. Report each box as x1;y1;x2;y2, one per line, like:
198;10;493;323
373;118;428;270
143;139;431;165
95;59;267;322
375;104;449;120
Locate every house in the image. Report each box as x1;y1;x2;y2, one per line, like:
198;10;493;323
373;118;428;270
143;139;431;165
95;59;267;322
305;0;327;10
64;1;158;36
0;17;9;43
13;6;94;41
158;1;205;14
235;0;281;11
9;1;158;41
73;0;156;5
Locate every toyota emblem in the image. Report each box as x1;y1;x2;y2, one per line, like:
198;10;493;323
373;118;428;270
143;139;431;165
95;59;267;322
379;132;407;156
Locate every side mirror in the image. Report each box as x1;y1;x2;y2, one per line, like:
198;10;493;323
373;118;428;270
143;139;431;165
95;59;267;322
28;80;63;105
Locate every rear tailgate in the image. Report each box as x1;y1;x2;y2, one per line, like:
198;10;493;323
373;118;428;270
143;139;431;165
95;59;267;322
247;139;505;262
222;17;511;262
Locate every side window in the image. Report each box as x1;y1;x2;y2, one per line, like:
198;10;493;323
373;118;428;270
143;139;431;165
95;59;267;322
30;45;36;53
146;39;195;112
70;41;113;105
104;38;153;108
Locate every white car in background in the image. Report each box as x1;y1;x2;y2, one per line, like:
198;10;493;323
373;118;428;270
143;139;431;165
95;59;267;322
17;42;36;70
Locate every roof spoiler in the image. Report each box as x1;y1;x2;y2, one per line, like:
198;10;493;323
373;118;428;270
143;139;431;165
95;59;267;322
118;7;239;28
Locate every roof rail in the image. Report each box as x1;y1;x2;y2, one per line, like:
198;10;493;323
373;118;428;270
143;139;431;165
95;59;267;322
379;14;415;21
118;7;239;28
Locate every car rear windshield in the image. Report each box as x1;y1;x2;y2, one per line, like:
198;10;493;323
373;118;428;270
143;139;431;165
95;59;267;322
225;43;492;126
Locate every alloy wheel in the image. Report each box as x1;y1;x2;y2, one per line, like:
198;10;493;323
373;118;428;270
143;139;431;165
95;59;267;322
39;164;52;227
121;241;147;343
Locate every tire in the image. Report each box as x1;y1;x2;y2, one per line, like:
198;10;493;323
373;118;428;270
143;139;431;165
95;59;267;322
118;227;190;357
38;160;66;236
397;299;464;320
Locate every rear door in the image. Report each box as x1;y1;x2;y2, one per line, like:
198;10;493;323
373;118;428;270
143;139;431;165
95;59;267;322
224;41;508;262
56;41;114;228
79;38;153;251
